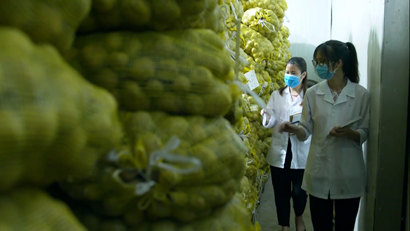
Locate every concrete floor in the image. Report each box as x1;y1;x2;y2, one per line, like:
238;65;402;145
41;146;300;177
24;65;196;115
255;175;314;231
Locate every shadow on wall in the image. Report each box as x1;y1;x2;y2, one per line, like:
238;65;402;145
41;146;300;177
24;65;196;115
360;27;382;231
289;43;322;82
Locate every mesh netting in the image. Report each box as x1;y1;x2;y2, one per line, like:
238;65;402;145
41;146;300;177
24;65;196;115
240;25;274;64
242;7;282;42
0;0;91;52
66;29;241;117
241;0;288;19
78;0;224;33
220;0;244;32
60;111;247;223
0;27;122;192
0;188;86;231
72;194;257;231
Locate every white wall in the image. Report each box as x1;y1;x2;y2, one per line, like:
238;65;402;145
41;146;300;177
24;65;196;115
286;0;385;230
285;0;331;82
331;0;385;92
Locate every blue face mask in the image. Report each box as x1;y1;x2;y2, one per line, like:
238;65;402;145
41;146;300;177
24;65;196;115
284;74;301;88
316;64;338;80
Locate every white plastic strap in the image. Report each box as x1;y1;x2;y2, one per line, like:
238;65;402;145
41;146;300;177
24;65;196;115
234;81;276;119
225;32;249;65
258;82;268;96
230;2;238;20
106;149;120;162
258;18;276;32
238;130;248;140
135;136;201;196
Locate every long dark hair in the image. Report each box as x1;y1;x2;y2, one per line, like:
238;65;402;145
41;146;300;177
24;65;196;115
279;57;308;97
313;40;360;83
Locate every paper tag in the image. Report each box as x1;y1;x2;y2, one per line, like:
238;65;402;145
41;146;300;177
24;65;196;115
290;113;301;123
244;70;260;90
250;104;259;112
289;107;302;115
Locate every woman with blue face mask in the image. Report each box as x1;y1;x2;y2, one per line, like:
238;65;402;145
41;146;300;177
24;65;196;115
279;40;370;231
260;57;311;231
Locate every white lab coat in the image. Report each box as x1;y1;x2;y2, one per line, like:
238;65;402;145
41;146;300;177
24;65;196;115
263;87;311;169
299;79;370;199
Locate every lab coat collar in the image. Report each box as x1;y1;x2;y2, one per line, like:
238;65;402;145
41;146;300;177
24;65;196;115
283;86;305;98
316;78;356;105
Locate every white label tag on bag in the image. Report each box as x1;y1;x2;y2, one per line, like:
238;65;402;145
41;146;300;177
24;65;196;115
244;70;260;90
250;104;259;112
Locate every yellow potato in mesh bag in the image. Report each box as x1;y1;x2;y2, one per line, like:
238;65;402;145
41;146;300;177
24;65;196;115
129;194;257;231
118;112;247;185
61;111;246;223
0;28;122;192
0;188;86;231
281;25;291;38
126;178;239;222
67;30;236;116
220;0;244;32
0;0;91;52
241;25;274;64
79;0;223;33
241;0;288;19
243;7;282;42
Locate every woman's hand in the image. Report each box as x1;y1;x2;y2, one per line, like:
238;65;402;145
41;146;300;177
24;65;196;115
261;109;271;126
279;122;307;140
329;126;361;142
279;122;297;133
329;126;346;137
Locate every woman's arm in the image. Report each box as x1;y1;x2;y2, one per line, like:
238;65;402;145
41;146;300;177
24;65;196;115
261;92;276;128
279;90;313;141
329;91;370;143
279;122;307;140
329;127;360;142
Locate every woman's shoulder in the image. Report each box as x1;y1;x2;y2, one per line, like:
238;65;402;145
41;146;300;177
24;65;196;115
271;87;287;97
305;81;322;96
352;82;370;97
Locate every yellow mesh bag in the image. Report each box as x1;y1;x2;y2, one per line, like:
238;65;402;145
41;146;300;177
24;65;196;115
234;117;251;136
0;0;91;52
79;0;223;33
0;188;86;231
73;194;257;231
128;194;258;231
281;25;290;39
61;111;247;223
240;25;274;64
241;0;288;19
220;0;244;32
242;7;282;42
0;27;122;192
66;29;240;117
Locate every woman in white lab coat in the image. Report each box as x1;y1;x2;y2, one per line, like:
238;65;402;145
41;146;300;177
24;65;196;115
280;40;370;231
261;57;311;231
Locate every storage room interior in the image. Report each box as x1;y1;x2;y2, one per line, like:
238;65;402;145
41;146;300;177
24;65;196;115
0;0;408;231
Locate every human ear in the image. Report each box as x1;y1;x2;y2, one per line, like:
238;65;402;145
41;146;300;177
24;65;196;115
299;72;306;81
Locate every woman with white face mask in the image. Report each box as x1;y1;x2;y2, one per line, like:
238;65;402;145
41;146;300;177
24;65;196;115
261;57;311;231
279;40;370;231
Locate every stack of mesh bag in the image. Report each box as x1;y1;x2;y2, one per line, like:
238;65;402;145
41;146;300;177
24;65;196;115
59;0;258;230
0;0;259;230
0;1;123;230
219;0;291;218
